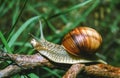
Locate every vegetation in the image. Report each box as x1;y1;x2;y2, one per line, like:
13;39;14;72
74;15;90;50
0;0;120;78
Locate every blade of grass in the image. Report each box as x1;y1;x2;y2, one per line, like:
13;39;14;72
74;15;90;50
48;0;92;19
28;73;39;78
0;1;6;17
7;0;28;42
42;67;62;78
27;2;69;34
0;0;14;17
8;15;41;48
48;0;100;42
0;31;12;53
12;0;20;26
62;0;100;34
30;2;68;23
43;18;57;34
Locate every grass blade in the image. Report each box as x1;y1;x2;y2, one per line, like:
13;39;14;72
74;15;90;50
8;16;41;47
48;0;92;19
0;31;12;53
42;67;62;78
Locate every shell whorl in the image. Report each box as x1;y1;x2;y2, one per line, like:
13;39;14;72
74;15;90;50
62;27;102;56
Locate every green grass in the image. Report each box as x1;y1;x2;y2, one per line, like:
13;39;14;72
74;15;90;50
0;0;120;78
0;31;12;53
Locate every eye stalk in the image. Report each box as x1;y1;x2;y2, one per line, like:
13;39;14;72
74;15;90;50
39;20;44;39
30;20;45;49
31;39;38;47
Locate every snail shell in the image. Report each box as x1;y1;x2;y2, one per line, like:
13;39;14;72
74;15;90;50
31;22;106;64
62;27;102;56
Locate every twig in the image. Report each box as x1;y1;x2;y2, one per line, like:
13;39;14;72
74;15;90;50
0;65;21;78
0;51;120;78
84;64;120;78
8;53;54;69
63;64;85;78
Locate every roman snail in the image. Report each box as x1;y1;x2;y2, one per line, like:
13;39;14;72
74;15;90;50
31;21;106;64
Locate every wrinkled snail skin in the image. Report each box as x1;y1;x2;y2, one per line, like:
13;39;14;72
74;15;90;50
62;27;102;56
30;23;106;64
31;38;106;64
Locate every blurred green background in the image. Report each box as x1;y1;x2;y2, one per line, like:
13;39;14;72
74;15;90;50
0;0;120;78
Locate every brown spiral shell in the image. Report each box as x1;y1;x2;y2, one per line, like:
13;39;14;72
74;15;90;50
62;27;102;56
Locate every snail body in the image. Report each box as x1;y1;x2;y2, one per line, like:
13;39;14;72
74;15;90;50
31;21;106;64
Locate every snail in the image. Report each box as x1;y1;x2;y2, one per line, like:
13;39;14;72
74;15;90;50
31;21;106;64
